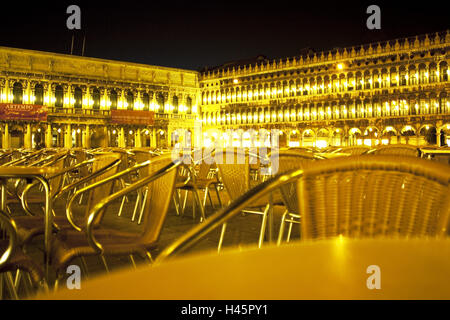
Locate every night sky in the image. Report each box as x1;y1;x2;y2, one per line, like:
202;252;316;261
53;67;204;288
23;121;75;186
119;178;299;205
0;1;448;70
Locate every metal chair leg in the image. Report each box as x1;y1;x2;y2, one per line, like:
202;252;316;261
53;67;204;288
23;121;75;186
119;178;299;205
181;190;188;216
78;190;84;205
208;188;215;209
277;210;288;246
145;251;154;264
137;188;148;225
53;273;64;292
117;195;127;217
192;191;196;220
131;190;142;222
0;273;3;299
214;186;223;208
80;257;89;278
173;190;181;216
218;223;227;253
5;272;19;300
287;220;294;242
258;204;271;248
100;255;109;273
193;188;206;222
202;188;209;208
129;254;137;269
14;269;21;288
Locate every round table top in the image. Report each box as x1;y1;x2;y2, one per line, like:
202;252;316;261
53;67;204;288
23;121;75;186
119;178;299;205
36;238;450;300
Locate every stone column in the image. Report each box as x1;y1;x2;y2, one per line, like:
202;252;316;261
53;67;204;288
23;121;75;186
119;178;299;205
136;91;141;110
5;80;10;103
167;127;172;148
24;123;32;149
64;84;71;108
286;130;291;147
118;127;125;148
102;89;108;110
120;89;125;109
26;81;31;104
85;86;90;110
83;125;90;149
152;128;157;148
45;124;53;148
3;123;10;149
101;127;109;148
65;124;72;148
135;128;142;147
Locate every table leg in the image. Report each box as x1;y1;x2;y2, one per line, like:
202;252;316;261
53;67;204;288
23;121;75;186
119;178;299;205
268;192;274;243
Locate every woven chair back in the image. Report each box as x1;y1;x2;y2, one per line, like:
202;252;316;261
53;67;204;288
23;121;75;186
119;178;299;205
84;153;122;226
141;155;178;244
298;155;450;240
272;151;318;215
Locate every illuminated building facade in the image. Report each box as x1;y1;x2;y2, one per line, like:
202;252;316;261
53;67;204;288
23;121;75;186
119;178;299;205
199;31;450;148
0;47;199;149
1;30;449;150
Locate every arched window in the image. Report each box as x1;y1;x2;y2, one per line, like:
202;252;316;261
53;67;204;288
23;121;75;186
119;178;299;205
126;91;134;110
110;90;118;110
142;93;150;111
157;93;165;113
74;87;82;109
92;88;100;110
55;85;64;108
429;63;438;83
172;95;179;114
13;82;23;104
439;62;448;82
34;84;44;105
186;96;192;114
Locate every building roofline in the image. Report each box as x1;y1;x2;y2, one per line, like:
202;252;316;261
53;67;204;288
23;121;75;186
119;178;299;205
0;45;199;75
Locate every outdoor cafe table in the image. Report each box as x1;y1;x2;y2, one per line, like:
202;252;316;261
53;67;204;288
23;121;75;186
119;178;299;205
0;166;59;279
37;238;450;299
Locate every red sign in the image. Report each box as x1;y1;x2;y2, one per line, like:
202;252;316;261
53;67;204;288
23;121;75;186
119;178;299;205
110;109;155;125
0;103;48;121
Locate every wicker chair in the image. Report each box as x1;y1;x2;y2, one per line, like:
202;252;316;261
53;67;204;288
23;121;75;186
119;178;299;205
3;151;70;214
0;210;44;299
156;155;450;261
50;154;181;288
271;151;321;244
365;144;420;157
104;148;137;217
11;154;122;247
216;149;276;250
126;149;161;223
175;148;222;222
297;155;449;240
